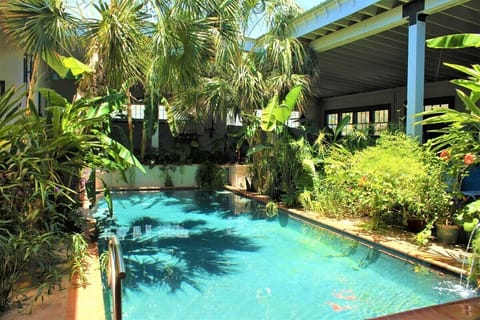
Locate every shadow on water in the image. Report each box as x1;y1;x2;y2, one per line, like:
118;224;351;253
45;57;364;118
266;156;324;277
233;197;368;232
108;218;260;295
96;190;279;295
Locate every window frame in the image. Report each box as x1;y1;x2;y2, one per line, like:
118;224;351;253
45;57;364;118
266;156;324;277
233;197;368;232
325;104;391;136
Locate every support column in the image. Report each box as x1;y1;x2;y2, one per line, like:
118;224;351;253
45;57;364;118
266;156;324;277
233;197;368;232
403;0;426;140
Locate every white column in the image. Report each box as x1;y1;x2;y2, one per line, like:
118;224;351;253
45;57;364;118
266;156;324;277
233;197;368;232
405;16;426;140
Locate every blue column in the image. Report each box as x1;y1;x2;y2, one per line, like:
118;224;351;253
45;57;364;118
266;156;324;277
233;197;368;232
405;14;426;140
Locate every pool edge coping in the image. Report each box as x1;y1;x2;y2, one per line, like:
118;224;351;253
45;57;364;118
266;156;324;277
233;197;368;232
223;185;467;277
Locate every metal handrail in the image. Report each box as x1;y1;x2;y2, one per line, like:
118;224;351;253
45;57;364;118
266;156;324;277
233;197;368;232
108;235;126;320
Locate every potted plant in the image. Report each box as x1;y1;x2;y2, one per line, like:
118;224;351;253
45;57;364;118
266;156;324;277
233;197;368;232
435;210;461;245
413;169;457;244
401;155;453;235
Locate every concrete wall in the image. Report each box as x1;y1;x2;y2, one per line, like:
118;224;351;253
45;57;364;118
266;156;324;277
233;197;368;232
96;165;200;189
227;165;251;190
95;164;252;191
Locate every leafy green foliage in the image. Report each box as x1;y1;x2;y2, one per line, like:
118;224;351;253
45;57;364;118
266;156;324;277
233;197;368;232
68;233;90;287
0;85;143;310
260;85;302;131
418;35;480;219
318;133;451;227
427;33;480;49
195;162;226;188
0;0;79;108
423;32;480;281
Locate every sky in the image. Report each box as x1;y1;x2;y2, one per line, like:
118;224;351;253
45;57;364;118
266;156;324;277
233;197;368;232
246;0;324;38
296;0;322;10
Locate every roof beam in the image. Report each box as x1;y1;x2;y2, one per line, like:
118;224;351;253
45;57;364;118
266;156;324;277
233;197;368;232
292;0;381;39
309;0;471;52
310;6;405;52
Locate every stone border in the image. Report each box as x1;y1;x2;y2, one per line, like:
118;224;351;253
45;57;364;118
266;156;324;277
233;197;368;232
224;185;469;277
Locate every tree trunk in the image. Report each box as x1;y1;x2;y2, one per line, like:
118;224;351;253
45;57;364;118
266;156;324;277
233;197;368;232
25;56;40;114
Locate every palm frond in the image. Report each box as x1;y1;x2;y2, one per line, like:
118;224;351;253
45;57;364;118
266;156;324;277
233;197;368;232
0;0;78;58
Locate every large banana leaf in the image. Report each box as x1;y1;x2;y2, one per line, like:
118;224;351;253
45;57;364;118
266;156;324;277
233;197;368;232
44;54;92;80
246;144;273;157
427;33;480;49
260;85;302;131
38;88;68;107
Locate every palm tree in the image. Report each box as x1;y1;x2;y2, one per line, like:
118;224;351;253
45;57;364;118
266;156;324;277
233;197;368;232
139;0;245;158
0;0;79;111
168;0;314;129
252;0;312;106
146;0;241;93
80;0;149;152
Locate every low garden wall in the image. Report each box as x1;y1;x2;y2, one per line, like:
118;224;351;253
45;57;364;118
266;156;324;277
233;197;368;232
227;164;251;190
94;164;252;191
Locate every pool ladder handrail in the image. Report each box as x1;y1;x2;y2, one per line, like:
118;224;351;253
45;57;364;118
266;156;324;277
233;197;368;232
108;235;126;320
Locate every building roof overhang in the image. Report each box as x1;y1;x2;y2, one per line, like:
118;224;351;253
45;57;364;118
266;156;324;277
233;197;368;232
290;0;480;99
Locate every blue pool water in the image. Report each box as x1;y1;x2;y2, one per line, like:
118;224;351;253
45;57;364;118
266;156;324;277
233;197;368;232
95;190;475;320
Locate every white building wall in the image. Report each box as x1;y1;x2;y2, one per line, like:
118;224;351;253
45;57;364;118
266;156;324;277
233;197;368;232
0;33;25;93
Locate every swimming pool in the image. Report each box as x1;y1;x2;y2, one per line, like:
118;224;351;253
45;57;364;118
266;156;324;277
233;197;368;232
95;190;475;319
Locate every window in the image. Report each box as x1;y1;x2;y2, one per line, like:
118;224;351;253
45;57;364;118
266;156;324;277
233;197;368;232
254;109;301;128
422;97;454;142
356;111;370;131
158;105;167;120
374;109;389;135
341;112;354;135
326;105;390;136
424;103;449;112
326;113;338;131
286;111;302;128
131;104;144;119
113;104;168;120
226;111;243;126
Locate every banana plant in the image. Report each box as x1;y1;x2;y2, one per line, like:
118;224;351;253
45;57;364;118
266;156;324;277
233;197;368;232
260;85;302;132
39;87;145;173
246;85;303;156
244;86;305;203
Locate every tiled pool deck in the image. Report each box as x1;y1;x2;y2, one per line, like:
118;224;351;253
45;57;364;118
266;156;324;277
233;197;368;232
2;186;479;319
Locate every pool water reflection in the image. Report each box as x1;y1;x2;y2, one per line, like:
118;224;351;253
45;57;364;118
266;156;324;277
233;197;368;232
95;190;476;320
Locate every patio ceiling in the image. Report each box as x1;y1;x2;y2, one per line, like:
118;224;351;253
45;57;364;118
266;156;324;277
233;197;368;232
292;0;480;98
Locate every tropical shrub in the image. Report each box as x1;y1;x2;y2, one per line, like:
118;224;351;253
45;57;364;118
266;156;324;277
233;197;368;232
0;85;142;310
243;86;315;205
195;161;226;188
418;33;480;283
317;132;451;228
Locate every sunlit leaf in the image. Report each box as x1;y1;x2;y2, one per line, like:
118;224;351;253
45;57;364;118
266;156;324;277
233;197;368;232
427;34;480;49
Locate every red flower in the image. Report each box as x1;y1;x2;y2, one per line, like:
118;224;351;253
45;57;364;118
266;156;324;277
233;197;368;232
439;149;450;161
464;153;476;165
